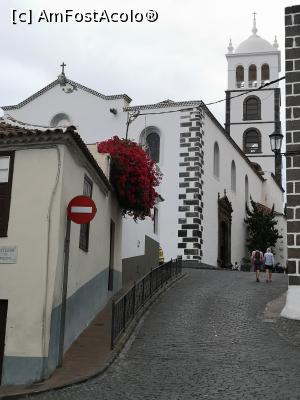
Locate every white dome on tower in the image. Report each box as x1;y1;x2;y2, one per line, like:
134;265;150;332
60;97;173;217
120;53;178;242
235;35;274;53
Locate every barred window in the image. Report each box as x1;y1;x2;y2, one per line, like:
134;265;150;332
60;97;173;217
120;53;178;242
79;175;93;252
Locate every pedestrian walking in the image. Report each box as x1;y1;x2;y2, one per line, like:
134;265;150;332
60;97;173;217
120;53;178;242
264;248;275;283
251;249;263;282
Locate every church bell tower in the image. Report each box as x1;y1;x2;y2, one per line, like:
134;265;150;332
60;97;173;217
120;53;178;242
225;14;282;184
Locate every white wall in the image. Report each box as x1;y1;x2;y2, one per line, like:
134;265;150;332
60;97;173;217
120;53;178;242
0;147;63;357
5;84;128;144
0;143;122;363
202;113;264;267
126;108;181;261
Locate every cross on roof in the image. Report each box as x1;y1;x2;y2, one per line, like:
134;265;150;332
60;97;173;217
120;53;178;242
253;11;257;20
60;62;66;75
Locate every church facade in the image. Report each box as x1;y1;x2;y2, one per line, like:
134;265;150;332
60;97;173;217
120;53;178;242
1;17;286;270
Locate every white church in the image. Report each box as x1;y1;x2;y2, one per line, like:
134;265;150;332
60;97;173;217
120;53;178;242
1;16;286;269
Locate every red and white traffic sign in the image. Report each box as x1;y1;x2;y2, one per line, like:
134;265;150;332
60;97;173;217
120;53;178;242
67;195;97;224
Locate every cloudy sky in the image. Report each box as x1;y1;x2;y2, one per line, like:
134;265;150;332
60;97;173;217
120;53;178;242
0;0;296;125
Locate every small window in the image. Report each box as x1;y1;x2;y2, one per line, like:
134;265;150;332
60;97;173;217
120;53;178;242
0;157;10;183
213;142;220;178
243;96;261;120
261;64;270;82
50;113;71;128
231;161;236;192
79;175;93;252
153;207;158;234
243;129;261;154
245;175;249;206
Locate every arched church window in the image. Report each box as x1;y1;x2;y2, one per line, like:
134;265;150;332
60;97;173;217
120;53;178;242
243;96;261;120
139;127;161;163
50;113;71;127
236;65;244;88
261;64;270;82
248;64;257;87
213;142;220;178
231;160;236;192
243;129;261;154
245;175;249;206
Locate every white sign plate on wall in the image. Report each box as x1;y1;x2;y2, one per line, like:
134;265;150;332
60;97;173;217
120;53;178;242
0;246;18;264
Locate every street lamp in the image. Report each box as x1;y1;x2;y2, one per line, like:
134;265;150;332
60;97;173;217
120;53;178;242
269;131;284;155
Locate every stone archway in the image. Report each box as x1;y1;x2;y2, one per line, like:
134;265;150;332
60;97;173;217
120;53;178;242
217;194;233;268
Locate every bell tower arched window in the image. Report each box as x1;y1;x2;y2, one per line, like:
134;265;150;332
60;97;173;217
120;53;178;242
261;64;270;83
248;64;257;87
243;96;261;120
236;65;244;88
243;129;261;154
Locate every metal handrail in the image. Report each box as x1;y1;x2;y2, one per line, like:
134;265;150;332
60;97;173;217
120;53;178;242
111;257;182;348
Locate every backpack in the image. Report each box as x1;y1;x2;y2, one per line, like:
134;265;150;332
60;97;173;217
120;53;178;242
254;250;261;266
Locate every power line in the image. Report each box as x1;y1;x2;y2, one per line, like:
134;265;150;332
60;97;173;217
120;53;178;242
129;76;286;118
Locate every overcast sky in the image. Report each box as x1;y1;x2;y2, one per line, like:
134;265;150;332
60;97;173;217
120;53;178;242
0;0;297;125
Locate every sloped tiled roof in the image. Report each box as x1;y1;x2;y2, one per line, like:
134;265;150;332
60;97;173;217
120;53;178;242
2;78;132;111
0;120;111;191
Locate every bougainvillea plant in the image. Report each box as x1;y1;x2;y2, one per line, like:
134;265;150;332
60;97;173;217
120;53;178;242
97;136;162;220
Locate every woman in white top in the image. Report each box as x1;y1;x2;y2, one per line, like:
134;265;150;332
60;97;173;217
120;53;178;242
264;248;275;283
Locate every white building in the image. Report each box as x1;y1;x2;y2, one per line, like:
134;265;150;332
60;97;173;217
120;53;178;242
0;16;286;269
1;72;160;285
0;122;122;385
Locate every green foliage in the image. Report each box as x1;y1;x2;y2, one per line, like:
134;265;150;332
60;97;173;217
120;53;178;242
244;197;282;253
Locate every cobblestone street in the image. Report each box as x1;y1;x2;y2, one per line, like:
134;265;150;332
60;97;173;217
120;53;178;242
27;269;300;400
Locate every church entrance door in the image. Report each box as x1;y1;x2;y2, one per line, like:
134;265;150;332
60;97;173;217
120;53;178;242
218;195;233;268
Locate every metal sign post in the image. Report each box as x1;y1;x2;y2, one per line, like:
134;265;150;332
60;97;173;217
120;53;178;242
58;196;97;367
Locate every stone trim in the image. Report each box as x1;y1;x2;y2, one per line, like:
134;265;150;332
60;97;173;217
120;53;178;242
285;5;300;285
177;107;204;262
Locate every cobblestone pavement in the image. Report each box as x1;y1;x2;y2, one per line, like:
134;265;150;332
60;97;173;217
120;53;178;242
28;270;300;400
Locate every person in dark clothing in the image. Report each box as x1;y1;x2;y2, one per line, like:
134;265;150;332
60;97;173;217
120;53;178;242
251;249;263;282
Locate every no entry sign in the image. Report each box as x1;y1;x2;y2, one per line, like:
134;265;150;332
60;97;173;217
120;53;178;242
67;195;97;224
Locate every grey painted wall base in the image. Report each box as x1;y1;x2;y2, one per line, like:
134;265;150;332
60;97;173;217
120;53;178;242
122;235;159;285
1;267;121;386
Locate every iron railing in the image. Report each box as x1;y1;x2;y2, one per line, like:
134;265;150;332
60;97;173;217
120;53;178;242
111;258;182;348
